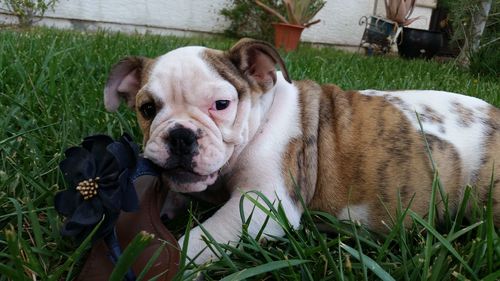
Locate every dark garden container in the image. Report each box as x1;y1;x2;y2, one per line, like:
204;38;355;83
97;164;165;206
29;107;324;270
398;27;443;59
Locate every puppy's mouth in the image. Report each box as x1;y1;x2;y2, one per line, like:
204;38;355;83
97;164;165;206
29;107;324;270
164;167;218;185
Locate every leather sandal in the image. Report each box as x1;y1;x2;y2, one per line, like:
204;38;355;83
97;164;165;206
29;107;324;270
76;174;180;281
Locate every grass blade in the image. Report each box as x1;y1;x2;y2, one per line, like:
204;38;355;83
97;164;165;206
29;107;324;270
220;259;308;281
49;218;104;281
17;232;45;279
136;241;166;281
26;200;44;249
340;242;395;281
4;227;26;280
195;218;238;271
482;269;500;281
108;231;155;281
422;172;440;280
0;262;20;280
485;165;496;273
409;210;478;280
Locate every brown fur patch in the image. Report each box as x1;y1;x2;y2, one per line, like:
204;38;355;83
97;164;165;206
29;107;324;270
202;49;254;97
474;106;500;225
281;81;321;205
451;101;476;127
134;59;156;144
420;105;445;124
135;90;155;143
227;38;290;86
301;86;477;232
422;133;463;216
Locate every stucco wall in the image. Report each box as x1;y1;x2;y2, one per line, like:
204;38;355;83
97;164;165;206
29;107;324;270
0;0;437;47
302;0;435;46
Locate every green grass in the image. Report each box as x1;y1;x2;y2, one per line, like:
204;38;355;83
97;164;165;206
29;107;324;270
0;27;499;281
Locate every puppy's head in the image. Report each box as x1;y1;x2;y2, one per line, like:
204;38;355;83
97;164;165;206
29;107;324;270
103;39;290;193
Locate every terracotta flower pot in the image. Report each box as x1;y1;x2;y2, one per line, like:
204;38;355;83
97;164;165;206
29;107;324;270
272;23;305;52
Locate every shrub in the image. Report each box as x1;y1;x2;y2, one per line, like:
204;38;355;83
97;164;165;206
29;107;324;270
0;0;58;27
469;39;500;77
220;0;284;41
439;0;499;76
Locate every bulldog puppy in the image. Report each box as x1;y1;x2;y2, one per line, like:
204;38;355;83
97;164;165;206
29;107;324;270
104;39;499;264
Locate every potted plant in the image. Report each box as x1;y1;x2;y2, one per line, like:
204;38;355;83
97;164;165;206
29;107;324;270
254;0;326;51
384;0;419;26
359;15;400;54
384;0;443;59
398;25;444;59
359;0;418;54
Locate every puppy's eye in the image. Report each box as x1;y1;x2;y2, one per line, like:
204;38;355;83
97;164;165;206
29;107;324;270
139;102;156;120
214;100;230;111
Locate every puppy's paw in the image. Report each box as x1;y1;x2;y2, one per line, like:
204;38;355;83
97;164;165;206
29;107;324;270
179;229;220;265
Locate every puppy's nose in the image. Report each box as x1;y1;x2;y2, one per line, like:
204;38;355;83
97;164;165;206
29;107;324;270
167;128;198;156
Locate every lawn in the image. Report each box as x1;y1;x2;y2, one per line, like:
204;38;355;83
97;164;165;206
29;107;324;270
0;27;499;281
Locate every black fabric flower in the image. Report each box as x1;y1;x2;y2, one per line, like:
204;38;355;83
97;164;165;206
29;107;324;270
54;133;140;243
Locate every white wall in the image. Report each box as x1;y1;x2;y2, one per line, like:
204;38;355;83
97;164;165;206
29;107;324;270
302;0;435;46
0;0;436;47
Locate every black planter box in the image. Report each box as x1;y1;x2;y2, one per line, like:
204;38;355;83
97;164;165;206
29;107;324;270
398;27;443;59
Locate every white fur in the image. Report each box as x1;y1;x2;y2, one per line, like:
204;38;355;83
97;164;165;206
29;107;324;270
143;47;239;192
179;72;302;263
338;204;370;227
360;90;490;185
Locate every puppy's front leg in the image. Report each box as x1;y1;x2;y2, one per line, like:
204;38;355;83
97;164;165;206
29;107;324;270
179;187;301;264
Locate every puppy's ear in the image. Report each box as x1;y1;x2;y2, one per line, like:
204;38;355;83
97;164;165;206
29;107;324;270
228;38;291;91
103;56;151;112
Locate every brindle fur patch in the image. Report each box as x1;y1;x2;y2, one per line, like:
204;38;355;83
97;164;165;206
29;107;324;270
281;81;321;205
474;107;500;225
134;58;156;144
451;101;476;127
421;105;445;124
298;85;495;232
202;49;254;97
